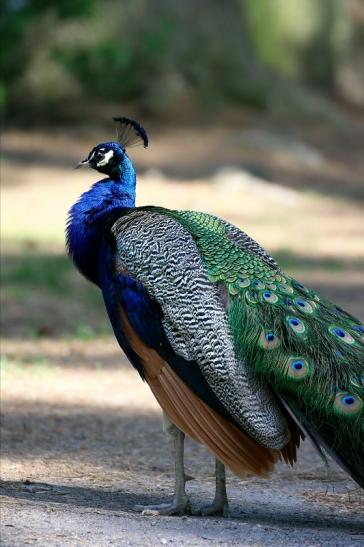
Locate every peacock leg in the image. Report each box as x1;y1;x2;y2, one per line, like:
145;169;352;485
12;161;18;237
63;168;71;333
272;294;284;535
195;459;230;517
134;415;191;515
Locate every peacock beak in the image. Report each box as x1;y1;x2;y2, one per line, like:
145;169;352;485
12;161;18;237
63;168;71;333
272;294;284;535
74;158;90;169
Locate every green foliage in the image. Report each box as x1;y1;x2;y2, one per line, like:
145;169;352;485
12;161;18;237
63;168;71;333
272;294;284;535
54;40;139;101
2;253;73;294
245;0;313;78
0;0;95;102
75;324;96;340
1;0;362;119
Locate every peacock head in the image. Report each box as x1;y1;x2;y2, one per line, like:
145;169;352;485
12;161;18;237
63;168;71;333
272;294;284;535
76;142;125;177
76;117;148;179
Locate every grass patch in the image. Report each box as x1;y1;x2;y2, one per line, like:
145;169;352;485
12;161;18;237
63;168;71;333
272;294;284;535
1;251;108;338
0;355;57;377
2;254;73;295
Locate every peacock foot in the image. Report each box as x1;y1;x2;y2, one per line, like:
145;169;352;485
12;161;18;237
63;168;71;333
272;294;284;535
134;495;191;516
193;459;230;517
193;499;230;517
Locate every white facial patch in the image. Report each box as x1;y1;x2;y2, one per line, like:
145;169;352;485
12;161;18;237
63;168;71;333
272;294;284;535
97;149;114;167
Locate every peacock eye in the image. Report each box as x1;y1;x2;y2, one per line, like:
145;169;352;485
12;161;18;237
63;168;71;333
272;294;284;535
333;391;363;415
252;279;265;290
262;291;278;304
286;316;306;334
294;298;314;314
286;357;312;380
258;330;281;349
279;284;294;294
328;325;355;345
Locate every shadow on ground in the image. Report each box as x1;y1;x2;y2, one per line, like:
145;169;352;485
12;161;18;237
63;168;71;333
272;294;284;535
1;478;364;534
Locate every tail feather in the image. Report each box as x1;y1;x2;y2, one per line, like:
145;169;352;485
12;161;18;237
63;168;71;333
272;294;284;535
281;396;364;488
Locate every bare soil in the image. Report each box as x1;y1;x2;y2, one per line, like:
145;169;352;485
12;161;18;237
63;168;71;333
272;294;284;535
1;341;364;546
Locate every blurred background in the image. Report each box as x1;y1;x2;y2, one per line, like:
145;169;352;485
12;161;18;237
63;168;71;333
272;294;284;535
1;0;364;536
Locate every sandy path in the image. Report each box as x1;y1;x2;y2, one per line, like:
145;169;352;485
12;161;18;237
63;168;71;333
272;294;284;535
1;340;363;546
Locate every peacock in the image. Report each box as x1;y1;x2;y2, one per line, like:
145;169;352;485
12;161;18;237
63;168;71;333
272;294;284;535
67;117;364;516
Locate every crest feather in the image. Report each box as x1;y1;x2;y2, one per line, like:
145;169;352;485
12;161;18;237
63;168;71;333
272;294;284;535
113;117;149;149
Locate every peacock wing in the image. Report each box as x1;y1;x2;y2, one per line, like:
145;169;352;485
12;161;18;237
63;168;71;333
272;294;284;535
110;209;291;453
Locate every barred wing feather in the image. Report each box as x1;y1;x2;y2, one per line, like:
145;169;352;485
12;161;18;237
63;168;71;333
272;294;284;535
153;207;364;488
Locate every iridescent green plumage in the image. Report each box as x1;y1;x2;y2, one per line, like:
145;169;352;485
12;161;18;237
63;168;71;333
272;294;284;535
150;207;364;486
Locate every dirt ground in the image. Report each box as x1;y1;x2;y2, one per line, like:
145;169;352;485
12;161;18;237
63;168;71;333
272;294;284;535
1;119;364;545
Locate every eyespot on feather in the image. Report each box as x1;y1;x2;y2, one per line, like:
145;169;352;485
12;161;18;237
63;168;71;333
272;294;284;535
294;298;314;314
292;281;308;293
262;291;279;304
351;325;364;343
286;316;306;334
286;357;312;380
258;330;281;349
236;277;251;288
328;325;355;345
228;283;239;295
279;284;294;294
251;279;265;290
333;391;363;416
245;290;259;304
266;283;277;291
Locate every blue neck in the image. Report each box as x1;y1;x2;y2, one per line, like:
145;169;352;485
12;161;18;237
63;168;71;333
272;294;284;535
67;155;136;285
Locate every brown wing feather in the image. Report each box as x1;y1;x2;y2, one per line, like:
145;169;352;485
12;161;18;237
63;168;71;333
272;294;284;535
119;305;300;476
